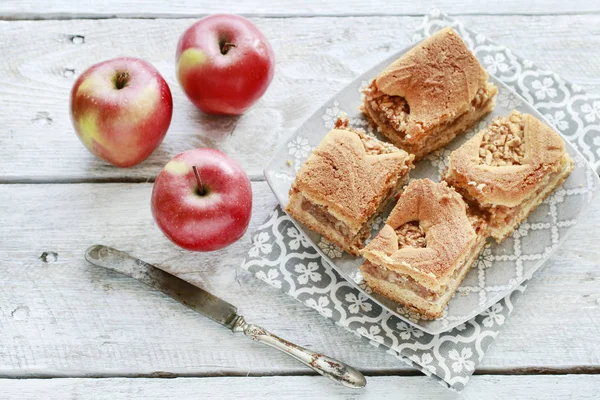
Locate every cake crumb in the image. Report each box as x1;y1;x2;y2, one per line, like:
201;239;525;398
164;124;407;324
286;159;292;167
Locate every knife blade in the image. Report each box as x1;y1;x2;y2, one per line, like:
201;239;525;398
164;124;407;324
85;245;366;389
85;244;239;329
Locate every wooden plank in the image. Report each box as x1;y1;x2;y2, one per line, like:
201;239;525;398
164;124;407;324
1;375;599;399
0;16;416;182
0;183;598;376
2;0;600;19
1;16;600;182
0;182;407;376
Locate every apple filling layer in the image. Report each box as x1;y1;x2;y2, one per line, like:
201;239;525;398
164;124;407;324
300;196;351;238
482;155;574;241
362;261;438;300
361;235;478;303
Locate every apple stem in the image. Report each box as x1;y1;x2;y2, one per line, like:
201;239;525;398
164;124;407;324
192;166;206;196
114;71;130;90
221;42;236;55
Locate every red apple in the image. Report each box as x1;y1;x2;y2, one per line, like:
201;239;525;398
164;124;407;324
70;57;173;167
151;148;252;251
176;14;275;115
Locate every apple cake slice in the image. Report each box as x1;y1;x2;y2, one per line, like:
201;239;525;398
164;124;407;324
443;110;574;242
362;27;497;160
360;179;488;319
286;118;415;256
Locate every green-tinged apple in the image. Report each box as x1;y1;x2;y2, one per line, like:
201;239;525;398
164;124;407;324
70;57;173;167
176;14;275;115
151;149;252;251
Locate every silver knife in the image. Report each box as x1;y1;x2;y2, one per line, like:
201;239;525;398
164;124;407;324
85;245;366;389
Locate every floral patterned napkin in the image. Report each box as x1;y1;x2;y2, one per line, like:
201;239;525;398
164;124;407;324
242;10;600;391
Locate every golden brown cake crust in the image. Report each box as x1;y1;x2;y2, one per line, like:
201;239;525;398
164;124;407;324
360;179;477;288
375;27;489;133
290;128;414;229
444;111;569;207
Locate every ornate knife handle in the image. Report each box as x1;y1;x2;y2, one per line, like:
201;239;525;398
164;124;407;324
232;316;366;389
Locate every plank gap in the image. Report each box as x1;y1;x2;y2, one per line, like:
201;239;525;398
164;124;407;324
2;10;600;21
0;175;266;184
2;366;599;380
474;366;600;375
0;370;419;380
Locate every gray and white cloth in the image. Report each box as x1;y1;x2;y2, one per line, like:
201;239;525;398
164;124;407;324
241;10;600;391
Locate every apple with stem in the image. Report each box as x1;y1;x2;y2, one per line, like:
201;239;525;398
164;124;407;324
176;14;275;115
151;148;253;251
70;57;173;167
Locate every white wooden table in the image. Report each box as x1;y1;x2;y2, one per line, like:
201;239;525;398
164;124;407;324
1;1;599;398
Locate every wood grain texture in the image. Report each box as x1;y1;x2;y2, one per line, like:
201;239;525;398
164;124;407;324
0;183;598;376
1;375;599;399
1;16;600;182
2;0;600;19
0;182;404;377
1;5;600;394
